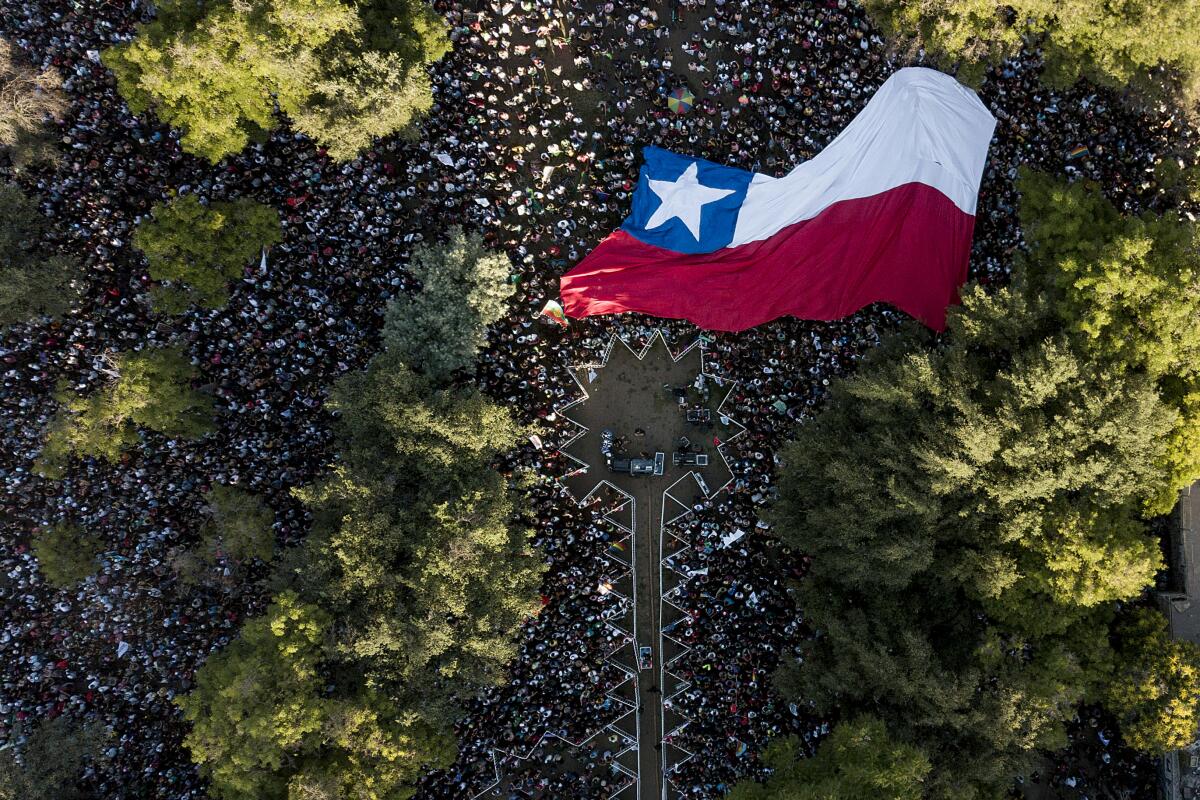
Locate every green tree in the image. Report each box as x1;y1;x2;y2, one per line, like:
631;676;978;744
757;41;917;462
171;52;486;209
184;338;542;799
1105;607;1200;753
728;717;930;800
292;0;450;161
0;182;78;325
37;346;214;477
179;573;457;800
381;228;515;385
1018;171;1200;384
1017;170;1200;513
295;348;544;694
769;173;1197;796
862;0;1200;102
298;467;544;692
1154;156;1200;205
775;575;1111;797
0;716;105;800
103;0;358;162
133;194;281;312
181;591;323;800
0;39;67;169
200;484;276;563
281;699;454;800
328;348;525;480
30;522;103;589
102;0;448;163
773;288;1172;634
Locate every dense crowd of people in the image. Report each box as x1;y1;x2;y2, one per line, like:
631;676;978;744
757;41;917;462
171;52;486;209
0;0;1197;795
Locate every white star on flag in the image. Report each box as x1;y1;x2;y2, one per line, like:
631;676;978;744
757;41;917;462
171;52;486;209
644;162;735;240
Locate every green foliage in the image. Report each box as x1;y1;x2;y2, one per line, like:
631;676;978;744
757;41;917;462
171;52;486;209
775;288;1172;633
1154;156;1200;204
1018;171;1200;383
171;484;275;587
776;573;1110;797
30;522;103;589
770;172;1198;796
862;0;1200;102
102;0;448;163
1104;607;1200;753
0;716;105;800
281;699;454;800
0;39;67;169
292;52;433;163
200;484;276;563
296;348;543;694
184;329;543;798
328;348;525;480
37;346;214;477
728;717;930;800
298;466;543;692
381;228;515;386
103;0;358;162
180;592;452;800
179;592;329;800
1017;170;1200;512
0;182;78;325
355;0;451;60
133;194;281;311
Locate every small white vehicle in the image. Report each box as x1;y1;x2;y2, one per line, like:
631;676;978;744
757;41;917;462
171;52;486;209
638;646;653;670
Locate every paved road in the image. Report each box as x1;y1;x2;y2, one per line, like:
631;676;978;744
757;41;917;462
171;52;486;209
560;336;731;800
633;483;664;800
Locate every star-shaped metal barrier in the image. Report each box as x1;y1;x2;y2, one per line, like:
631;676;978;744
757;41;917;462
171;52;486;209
466;330;747;800
555;331;745;505
468;485;639;800
557;331;747;799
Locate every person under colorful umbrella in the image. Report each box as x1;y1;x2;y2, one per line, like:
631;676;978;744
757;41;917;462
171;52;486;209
667;86;695;114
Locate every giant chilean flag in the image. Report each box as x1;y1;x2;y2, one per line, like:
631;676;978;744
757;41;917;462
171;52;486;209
560;68;996;331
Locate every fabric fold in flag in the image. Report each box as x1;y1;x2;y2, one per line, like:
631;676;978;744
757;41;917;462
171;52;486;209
560;67;997;331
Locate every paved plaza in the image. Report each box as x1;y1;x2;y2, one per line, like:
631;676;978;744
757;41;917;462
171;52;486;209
557;333;744;800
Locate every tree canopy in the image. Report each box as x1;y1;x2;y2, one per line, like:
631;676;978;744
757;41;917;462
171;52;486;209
133;194;281;312
0;39;67;169
0;717;105;800
763;170;1200;797
295;349;543;694
728;717;930;800
178;591;456;800
862;0;1200;102
0;182;78;326
182;268;543;797
381;228;516;386
30;522;103;589
102;0;448;162
1016;170;1200;513
1105;607;1200;753
37;346;214;477
199;485;276;564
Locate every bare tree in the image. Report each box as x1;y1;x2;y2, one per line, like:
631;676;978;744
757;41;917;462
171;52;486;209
0;39;67;169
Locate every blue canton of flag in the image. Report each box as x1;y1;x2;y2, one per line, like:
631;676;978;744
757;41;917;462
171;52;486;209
621;146;755;255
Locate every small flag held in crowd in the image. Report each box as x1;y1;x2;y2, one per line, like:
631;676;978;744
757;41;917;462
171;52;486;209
539;298;569;327
1067;144;1090;160
608;539;627;552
